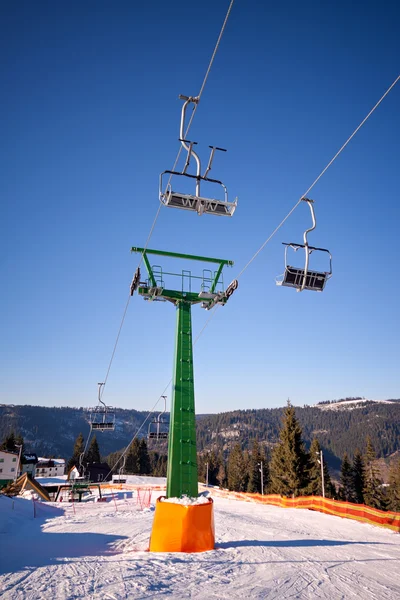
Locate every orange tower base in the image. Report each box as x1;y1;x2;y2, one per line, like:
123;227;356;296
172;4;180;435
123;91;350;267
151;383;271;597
149;497;215;553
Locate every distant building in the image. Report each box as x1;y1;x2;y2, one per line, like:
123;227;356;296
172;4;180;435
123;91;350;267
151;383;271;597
67;466;82;481
86;462;112;483
36;458;65;478
0;449;20;486
21;453;39;478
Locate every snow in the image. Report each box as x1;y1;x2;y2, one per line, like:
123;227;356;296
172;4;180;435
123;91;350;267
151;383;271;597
1;481;400;599
113;475;166;486
317;398;396;411
162;495;210;505
35;475;69;485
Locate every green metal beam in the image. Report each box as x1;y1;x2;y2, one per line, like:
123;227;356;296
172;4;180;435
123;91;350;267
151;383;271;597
142;252;157;288
210;262;225;294
131;246;233;266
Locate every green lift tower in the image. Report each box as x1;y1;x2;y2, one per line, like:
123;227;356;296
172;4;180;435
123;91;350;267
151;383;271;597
131;247;237;498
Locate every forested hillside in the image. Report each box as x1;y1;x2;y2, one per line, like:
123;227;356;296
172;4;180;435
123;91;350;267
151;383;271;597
196;400;400;468
0;404;147;458
1;399;399;469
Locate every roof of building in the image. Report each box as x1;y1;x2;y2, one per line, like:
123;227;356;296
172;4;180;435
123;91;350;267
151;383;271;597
22;453;38;464
37;458;65;467
11;473;51;501
0;449;19;457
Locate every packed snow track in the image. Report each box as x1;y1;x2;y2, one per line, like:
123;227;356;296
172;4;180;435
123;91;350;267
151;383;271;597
1;490;399;599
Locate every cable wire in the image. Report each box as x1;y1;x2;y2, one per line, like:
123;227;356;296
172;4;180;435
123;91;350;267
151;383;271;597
237;73;400;278
105;73;399;476
188;74;400;340
96;0;235;406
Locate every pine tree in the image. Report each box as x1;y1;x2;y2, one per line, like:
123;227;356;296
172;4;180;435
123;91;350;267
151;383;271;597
247;440;268;494
269;401;309;497
387;458;400;512
15;434;25;453
216;452;227;488
227;444;247;492
139;438;151;474
86;435;101;464
339;453;354;502
352;448;365;504
67;433;85;471
1;432;16;452
363;436;384;509
125;438;141;474
306;439;334;498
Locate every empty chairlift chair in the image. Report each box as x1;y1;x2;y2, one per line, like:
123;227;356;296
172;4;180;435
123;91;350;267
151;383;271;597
89;383;115;432
276;198;332;292
159;95;237;217
148;396;169;441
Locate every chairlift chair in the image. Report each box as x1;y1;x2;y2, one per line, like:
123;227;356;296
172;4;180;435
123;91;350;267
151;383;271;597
159;95;238;217
112;454;127;484
148;396;169;441
276;198;332;292
89;383;115;432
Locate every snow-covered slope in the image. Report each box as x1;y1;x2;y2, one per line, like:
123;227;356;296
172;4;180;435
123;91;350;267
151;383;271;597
316;398;397;411
1;486;399;599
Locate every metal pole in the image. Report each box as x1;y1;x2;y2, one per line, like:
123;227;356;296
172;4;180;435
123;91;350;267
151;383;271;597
259;461;264;495
206;462;209;487
320;450;325;498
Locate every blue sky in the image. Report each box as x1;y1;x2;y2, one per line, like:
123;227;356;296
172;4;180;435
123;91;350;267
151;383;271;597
1;0;399;414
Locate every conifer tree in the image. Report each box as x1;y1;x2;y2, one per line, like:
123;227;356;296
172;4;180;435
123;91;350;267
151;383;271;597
306;439;334;498
352;448;365;504
247;440;268;494
339;453;354;502
67;433;85;471
363;436;384;509
153;454;167;477
227;444;247;492
269;401;309;497
216;451;227;488
15;434;25;453
387;458;400;512
85;435;101;464
125;438;141;474
139;438;151;474
198;451;220;486
1;431;16;452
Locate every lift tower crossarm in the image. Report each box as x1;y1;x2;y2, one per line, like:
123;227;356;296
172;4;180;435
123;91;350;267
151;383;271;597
131;247;233;266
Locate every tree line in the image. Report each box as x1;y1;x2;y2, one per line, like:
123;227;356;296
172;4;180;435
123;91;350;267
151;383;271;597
206;402;400;512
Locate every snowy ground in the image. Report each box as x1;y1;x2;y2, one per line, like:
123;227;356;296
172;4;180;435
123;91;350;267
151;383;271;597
1;483;400;599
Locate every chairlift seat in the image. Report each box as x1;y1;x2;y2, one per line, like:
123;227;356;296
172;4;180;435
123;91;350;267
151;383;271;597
164;191;236;217
148;432;169;440
92;422;115;431
277;266;328;291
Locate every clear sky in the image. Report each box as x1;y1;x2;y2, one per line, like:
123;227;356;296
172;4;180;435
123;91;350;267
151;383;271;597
2;0;399;415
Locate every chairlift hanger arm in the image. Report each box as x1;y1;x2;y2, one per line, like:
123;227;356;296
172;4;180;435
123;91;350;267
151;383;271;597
179;96;201;186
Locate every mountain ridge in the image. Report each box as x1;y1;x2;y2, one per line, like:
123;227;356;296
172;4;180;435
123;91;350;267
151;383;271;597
0;398;399;471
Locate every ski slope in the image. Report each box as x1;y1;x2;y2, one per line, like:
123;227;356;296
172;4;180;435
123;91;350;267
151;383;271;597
1;486;400;599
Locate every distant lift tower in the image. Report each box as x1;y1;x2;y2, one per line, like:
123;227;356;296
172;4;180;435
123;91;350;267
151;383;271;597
131;247;237;498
